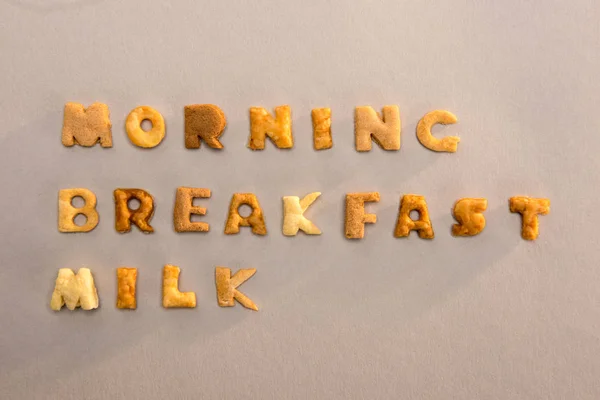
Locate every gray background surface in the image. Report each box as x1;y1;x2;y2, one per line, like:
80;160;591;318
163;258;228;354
0;1;598;399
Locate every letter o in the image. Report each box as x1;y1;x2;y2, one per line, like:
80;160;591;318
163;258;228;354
125;106;165;148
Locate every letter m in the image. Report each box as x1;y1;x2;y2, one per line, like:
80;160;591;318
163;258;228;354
50;268;99;311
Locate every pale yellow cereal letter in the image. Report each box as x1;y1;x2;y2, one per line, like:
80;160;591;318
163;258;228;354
282;192;322;236
125;106;165;148
50;268;99;311
58;188;99;233
162;265;196;308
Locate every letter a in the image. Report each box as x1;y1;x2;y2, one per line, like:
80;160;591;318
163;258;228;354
394;194;434;239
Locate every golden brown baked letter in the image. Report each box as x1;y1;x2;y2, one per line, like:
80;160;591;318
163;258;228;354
312;108;332;150
114;189;155;233
224;193;267;235
452;198;487;236
509;196;550;240
248;105;293;150
394;194;434;239
184;104;226;149
116;267;137;309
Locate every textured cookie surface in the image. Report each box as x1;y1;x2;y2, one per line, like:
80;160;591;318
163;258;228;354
184;104;226;149
62;102;112;147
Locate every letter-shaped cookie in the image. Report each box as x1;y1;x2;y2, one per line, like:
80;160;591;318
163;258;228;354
282;192;322;236
509;196;550;240
114;189;155;233
394;195;434;239
116;267;137;309
344;192;380;239
125;106;165;148
62;102;112;147
248;105;293;150
184;104;226;149
416;110;460;152
215;267;258;311
452;198;487;236
173;187;210;232
312;108;332;150
224;193;267;235
50;268;99;311
162;265;196;308
354;105;400;151
58;188;99;233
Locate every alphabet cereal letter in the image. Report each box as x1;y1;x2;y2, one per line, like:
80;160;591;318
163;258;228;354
248;105;293;150
394;194;434;239
224;193;267;235
215;267;258;311
452;198;487;236
125;106;165;148
162;265;196;308
116;267;137;309
173;187;210;232
354;105;400;151
114;189;155;233
312;108;332;150
62;102;112;147
50;268;99;311
58;188;99;233
509;196;550;240
184;104;226;149
282;192;322;236
416;110;460;152
344;192;380;239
